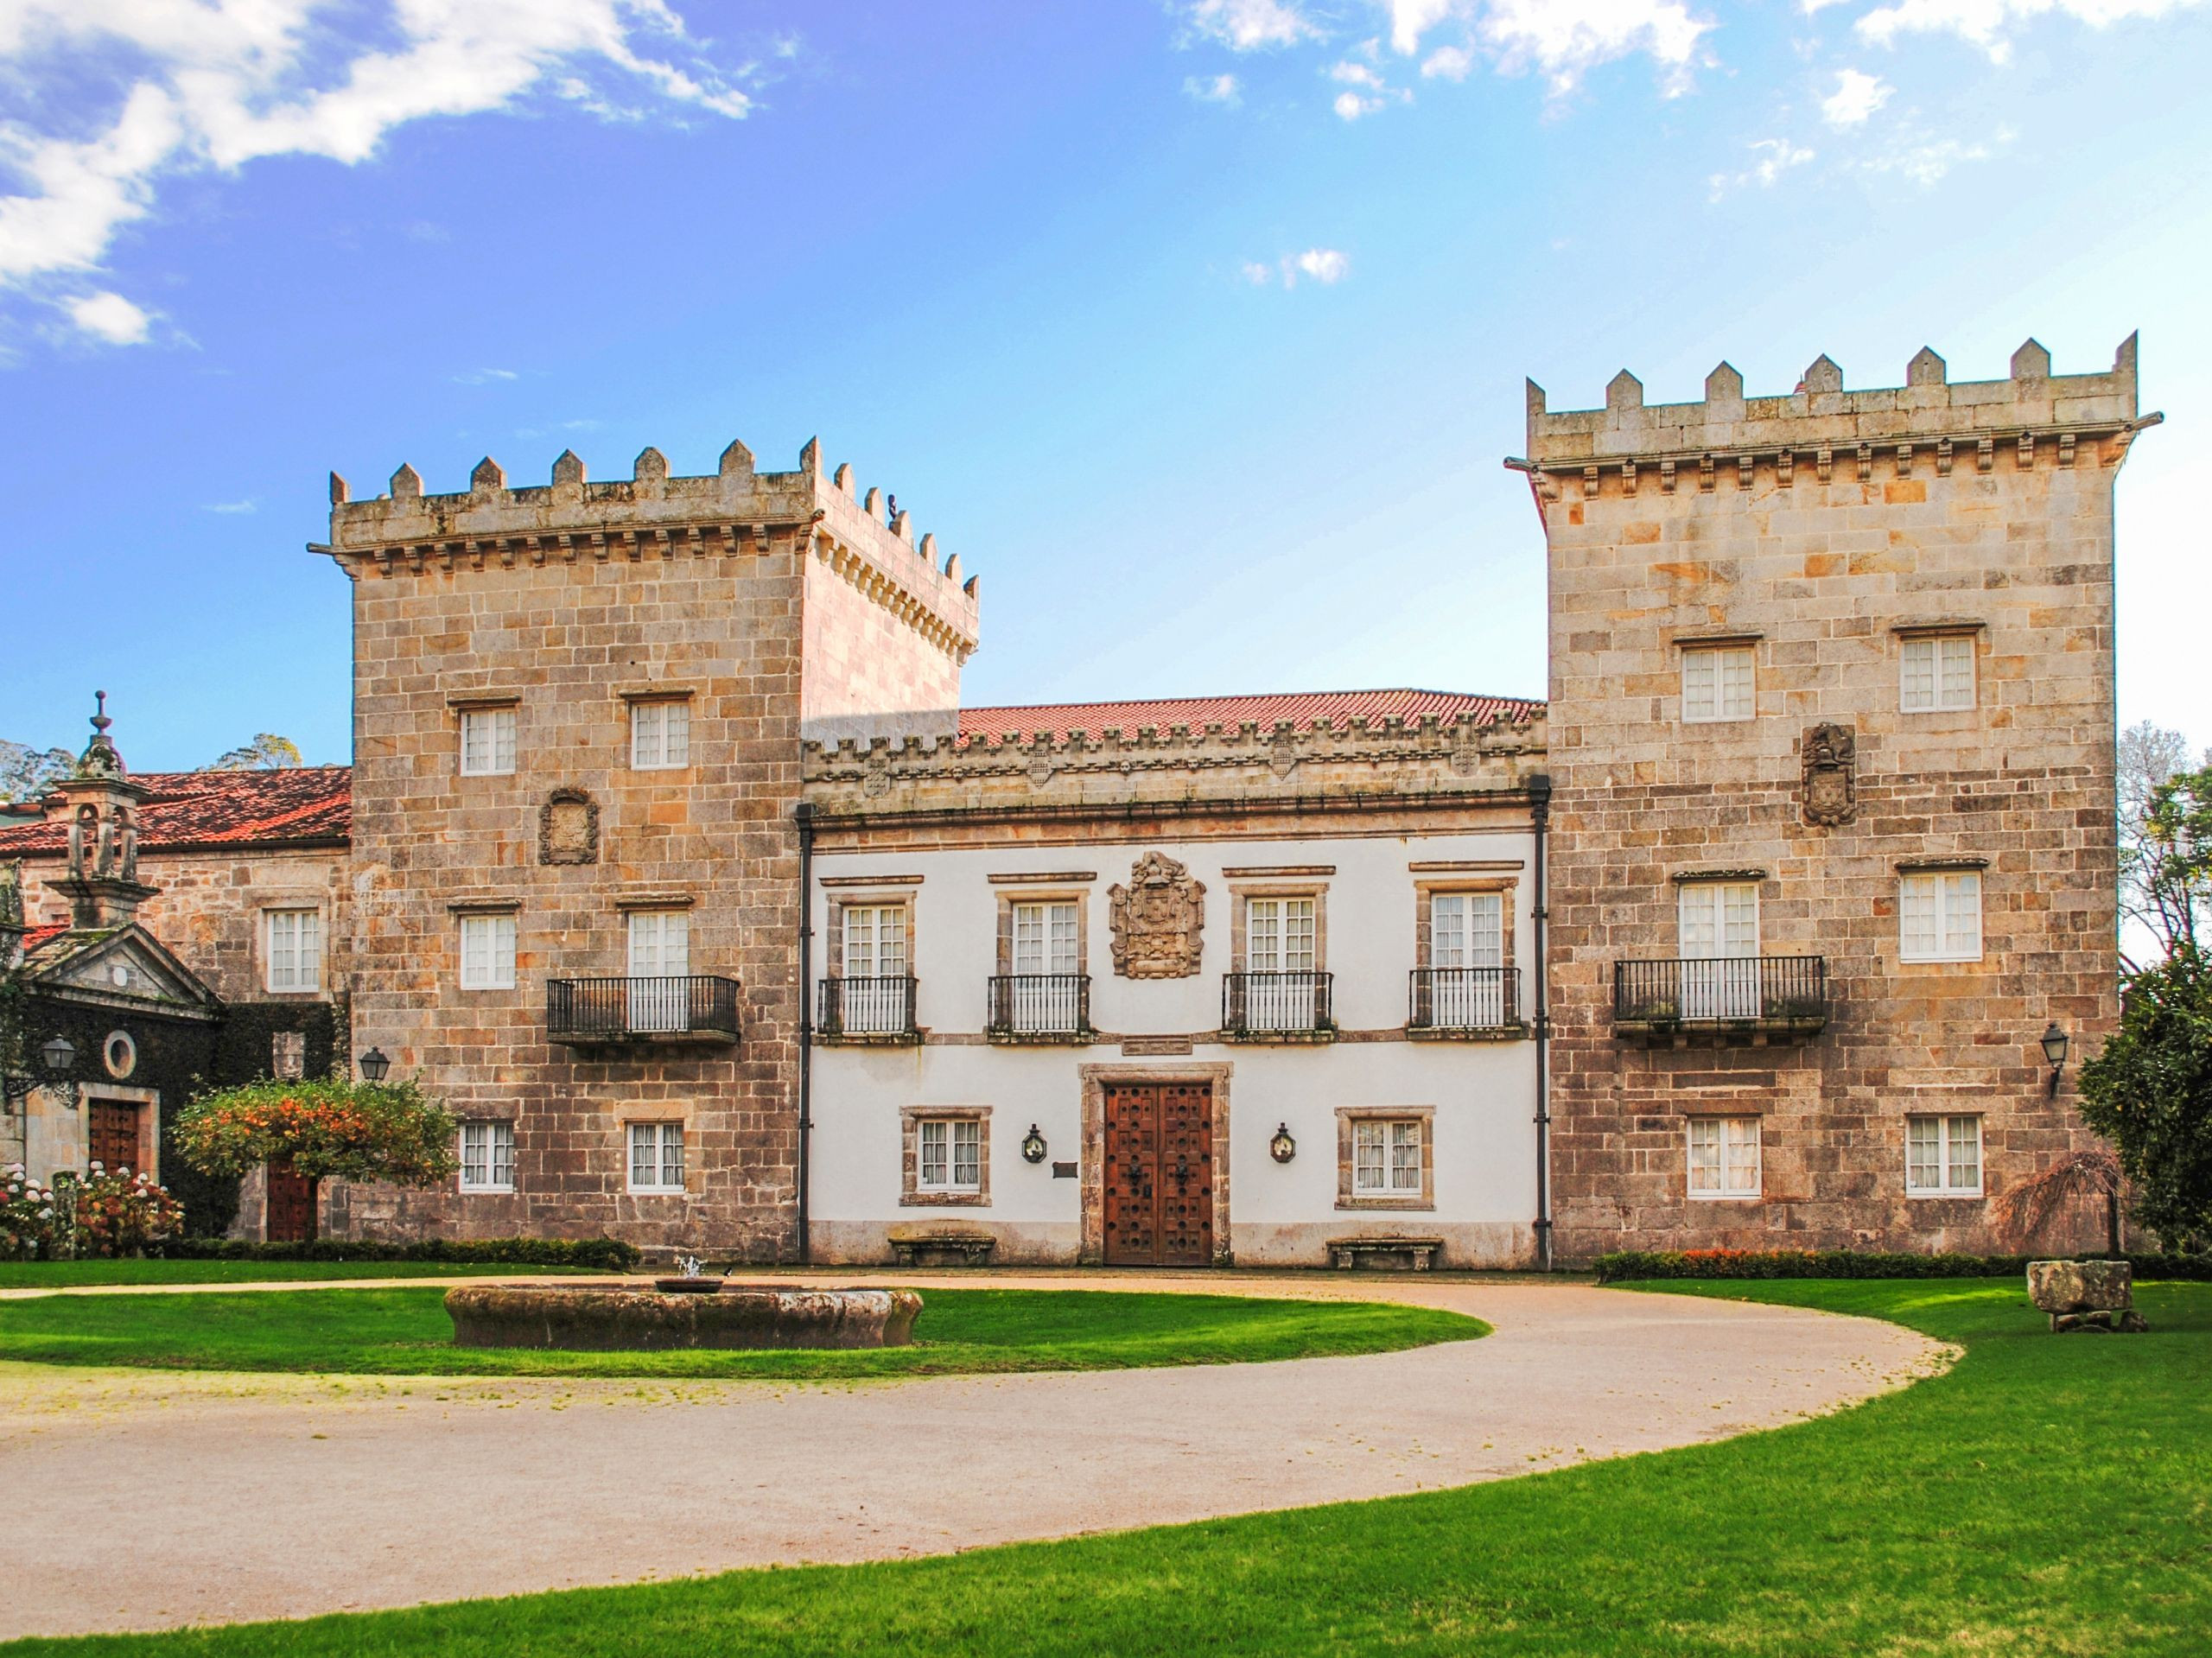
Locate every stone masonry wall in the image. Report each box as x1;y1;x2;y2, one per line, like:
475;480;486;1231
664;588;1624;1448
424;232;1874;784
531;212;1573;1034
1532;338;2143;1260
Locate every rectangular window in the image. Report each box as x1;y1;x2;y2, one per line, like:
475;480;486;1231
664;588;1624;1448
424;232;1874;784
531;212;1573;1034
459;912;518;989
1900;634;1976;713
842;904;909;977
1246;896;1318;972
1906;1115;1983;1197
918;1118;982;1191
625;911;690;1032
1688;1116;1762;1199
626;1121;684;1193
459;707;517;776
460;1121;515;1192
1677;880;1762;1019
1012;900;1081;975
1681;645;1756;723
1430;893;1503;970
1352;1119;1423;1195
264;907;321;993
1899;871;1982;962
630;700;691;770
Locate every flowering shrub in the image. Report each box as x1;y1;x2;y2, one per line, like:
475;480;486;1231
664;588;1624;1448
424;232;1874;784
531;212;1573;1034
1;1163;59;1260
1590;1247;2212;1283
174;1077;460;1186
73;1163;186;1257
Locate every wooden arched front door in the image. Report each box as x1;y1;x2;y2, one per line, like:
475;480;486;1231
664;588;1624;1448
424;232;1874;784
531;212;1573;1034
1101;1082;1213;1267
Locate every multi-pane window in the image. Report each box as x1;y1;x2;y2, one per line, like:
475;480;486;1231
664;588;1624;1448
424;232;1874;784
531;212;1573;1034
626;911;690;1032
1900;634;1976;713
1906;1115;1982;1197
1428;892;1505;1027
630;700;691;770
918;1118;982;1191
459;707;517;776
459;912;518;989
1012;901;1080;975
839;903;910;1034
1678;880;1761;1019
627;1121;684;1193
264;907;321;993
1352;1119;1423;1196
1681;645;1756;723
1688;1116;1762;1199
1246;897;1318;972
459;1121;515;1192
1899;871;1982;962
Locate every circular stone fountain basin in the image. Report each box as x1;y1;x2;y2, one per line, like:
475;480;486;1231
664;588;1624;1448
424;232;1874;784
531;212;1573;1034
445;1284;923;1351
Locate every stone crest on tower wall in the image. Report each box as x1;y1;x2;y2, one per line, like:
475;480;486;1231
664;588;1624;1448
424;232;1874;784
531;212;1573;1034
1801;722;1856;827
538;789;600;866
1108;852;1206;979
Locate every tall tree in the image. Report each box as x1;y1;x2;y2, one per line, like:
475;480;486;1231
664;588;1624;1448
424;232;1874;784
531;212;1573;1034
2119;721;2209;967
0;740;73;804
209;734;302;771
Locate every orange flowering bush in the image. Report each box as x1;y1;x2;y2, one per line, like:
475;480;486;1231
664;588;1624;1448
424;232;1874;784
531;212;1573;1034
175;1078;459;1186
74;1164;186;1257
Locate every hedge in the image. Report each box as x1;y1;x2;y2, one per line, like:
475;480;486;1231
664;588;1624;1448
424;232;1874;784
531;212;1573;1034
153;1236;641;1270
1590;1248;2212;1284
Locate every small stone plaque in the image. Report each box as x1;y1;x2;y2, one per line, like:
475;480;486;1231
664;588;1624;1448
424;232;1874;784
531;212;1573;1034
1051;1160;1077;1179
1122;1036;1193;1057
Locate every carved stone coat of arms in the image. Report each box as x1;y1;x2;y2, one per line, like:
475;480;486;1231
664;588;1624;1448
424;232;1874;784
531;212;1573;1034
1801;722;1856;827
1108;852;1206;979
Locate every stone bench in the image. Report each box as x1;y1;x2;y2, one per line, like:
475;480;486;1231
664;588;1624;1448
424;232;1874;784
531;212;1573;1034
887;1229;997;1268
1327;1235;1444;1272
2028;1259;2147;1332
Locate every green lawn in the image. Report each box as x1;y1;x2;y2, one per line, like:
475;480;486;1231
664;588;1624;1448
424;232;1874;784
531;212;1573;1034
0;1285;1483;1380
0;1261;607;1289
5;1277;2202;1656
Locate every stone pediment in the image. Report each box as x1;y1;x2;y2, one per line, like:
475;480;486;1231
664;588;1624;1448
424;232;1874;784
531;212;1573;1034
26;926;220;1020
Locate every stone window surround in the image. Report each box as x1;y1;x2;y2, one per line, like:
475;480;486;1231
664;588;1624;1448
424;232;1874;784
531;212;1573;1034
821;878;921;979
1335;1105;1435;1212
620;683;697;772
899;1105;992;1207
1904;1112;1985;1199
449;898;520;993
80;1083;161;1182
994;887;1091;975
1896;862;1986;967
619;1109;691;1196
1673;633;1760;725
259;901;327;998
448;694;520;778
1077;1064;1232;1264
1895;622;1984;715
457;1118;518;1195
1685;1114;1764;1203
1228;880;1328;974
1412;877;1517;972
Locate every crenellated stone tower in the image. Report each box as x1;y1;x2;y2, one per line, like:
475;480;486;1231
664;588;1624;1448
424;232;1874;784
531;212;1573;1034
1524;338;2149;1260
321;440;979;1255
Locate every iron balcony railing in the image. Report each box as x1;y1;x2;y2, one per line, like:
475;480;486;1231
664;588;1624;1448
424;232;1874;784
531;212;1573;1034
1408;967;1522;1032
987;974;1092;1039
545;975;742;1044
818;975;918;1039
1612;956;1828;1034
1222;970;1334;1037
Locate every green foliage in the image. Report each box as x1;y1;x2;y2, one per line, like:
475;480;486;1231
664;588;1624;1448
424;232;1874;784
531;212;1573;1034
153;1235;641;1269
208;734;302;771
2079;945;2212;1249
0;1258;612;1287
0;739;72;804
1590;1247;2212;1283
173;1077;458;1186
73;1167;184;1258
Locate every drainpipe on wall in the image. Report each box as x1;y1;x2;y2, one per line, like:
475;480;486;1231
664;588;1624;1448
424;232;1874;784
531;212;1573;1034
794;799;816;1267
1529;772;1554;1273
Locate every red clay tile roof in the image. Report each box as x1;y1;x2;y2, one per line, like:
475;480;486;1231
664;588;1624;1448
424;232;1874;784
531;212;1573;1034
0;766;353;858
19;923;70;952
956;689;1542;746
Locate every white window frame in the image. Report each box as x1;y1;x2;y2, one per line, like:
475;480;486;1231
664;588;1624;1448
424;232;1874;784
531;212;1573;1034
630;699;691;771
458;706;518;777
459;1120;515;1194
626;1121;684;1194
1899;871;1983;963
842;903;909;978
1900;633;1976;714
1246;896;1318;973
1351;1118;1423;1197
1681;645;1756;724
1687;1116;1762;1200
917;1117;982;1193
1905;1114;1983;1197
1011;900;1081;976
458;912;518;990
264;906;322;994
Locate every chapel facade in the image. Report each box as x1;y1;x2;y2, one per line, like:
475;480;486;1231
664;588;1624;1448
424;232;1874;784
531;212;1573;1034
0;334;2144;1265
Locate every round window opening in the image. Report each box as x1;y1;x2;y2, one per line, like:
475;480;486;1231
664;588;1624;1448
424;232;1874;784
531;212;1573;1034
103;1030;137;1080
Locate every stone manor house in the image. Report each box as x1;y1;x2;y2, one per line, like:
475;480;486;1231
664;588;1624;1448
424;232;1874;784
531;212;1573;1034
0;336;2149;1267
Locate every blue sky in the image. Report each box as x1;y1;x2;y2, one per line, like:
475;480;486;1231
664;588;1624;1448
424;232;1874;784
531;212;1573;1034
3;0;2208;770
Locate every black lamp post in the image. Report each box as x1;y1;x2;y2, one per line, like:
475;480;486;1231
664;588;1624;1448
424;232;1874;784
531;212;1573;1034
358;1046;391;1083
1020;1124;1048;1164
2040;1022;2069;1096
1269;1122;1297;1164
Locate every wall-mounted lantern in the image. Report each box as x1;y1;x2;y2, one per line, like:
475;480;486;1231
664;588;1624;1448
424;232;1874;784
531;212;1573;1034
1269;1122;1297;1164
358;1046;391;1083
6;1033;79;1113
2040;1023;2069;1097
1020;1124;1048;1164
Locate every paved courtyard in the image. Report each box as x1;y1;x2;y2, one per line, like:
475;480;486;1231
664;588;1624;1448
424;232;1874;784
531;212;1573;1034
0;1274;1948;1640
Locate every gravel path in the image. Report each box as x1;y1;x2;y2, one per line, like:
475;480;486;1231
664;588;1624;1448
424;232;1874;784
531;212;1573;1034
0;1272;1948;1640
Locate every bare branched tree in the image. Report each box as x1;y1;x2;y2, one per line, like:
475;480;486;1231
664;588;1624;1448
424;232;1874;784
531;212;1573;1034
2118;720;2209;969
1993;1147;2125;1255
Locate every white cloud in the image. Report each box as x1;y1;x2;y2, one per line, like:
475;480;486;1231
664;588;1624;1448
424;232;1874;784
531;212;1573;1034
452;367;520;385
1241;247;1351;287
1855;131;2002;185
1184;73;1243;103
1328;55;1412;117
201;498;258;514
1240;260;1275;284
1821;67;1893;125
0;1;761;335
1179;0;1323;51
1421;44;1476;78
1707;137;1815;199
1365;2;1713;93
62;289;151;344
1385;0;1460;54
1855;0;2208;60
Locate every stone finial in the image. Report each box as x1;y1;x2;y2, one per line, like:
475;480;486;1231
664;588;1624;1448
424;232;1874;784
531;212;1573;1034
74;691;126;783
390;463;422;500
633;446;669;484
1526;378;1547;416
942;550;962;581
1907;346;1947;387
1801;354;1843;394
1605;369;1643;412
1704;362;1744;404
2010;338;2051;381
328;472;349;506
551;449;586;487
832;462;853;492
718;439;753;479
918;531;937;562
863;486;884;521
799;436;822;475
470;456;505;493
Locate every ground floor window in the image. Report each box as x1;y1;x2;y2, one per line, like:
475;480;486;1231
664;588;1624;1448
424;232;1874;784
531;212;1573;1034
459;1121;515;1192
901;1107;991;1206
1906;1115;1982;1197
1688;1115;1761;1199
920;1119;982;1191
1336;1108;1434;1210
626;1121;684;1193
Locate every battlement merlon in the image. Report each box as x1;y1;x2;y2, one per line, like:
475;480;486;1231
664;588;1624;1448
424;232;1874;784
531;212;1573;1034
1516;335;2158;473
316;440;982;659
